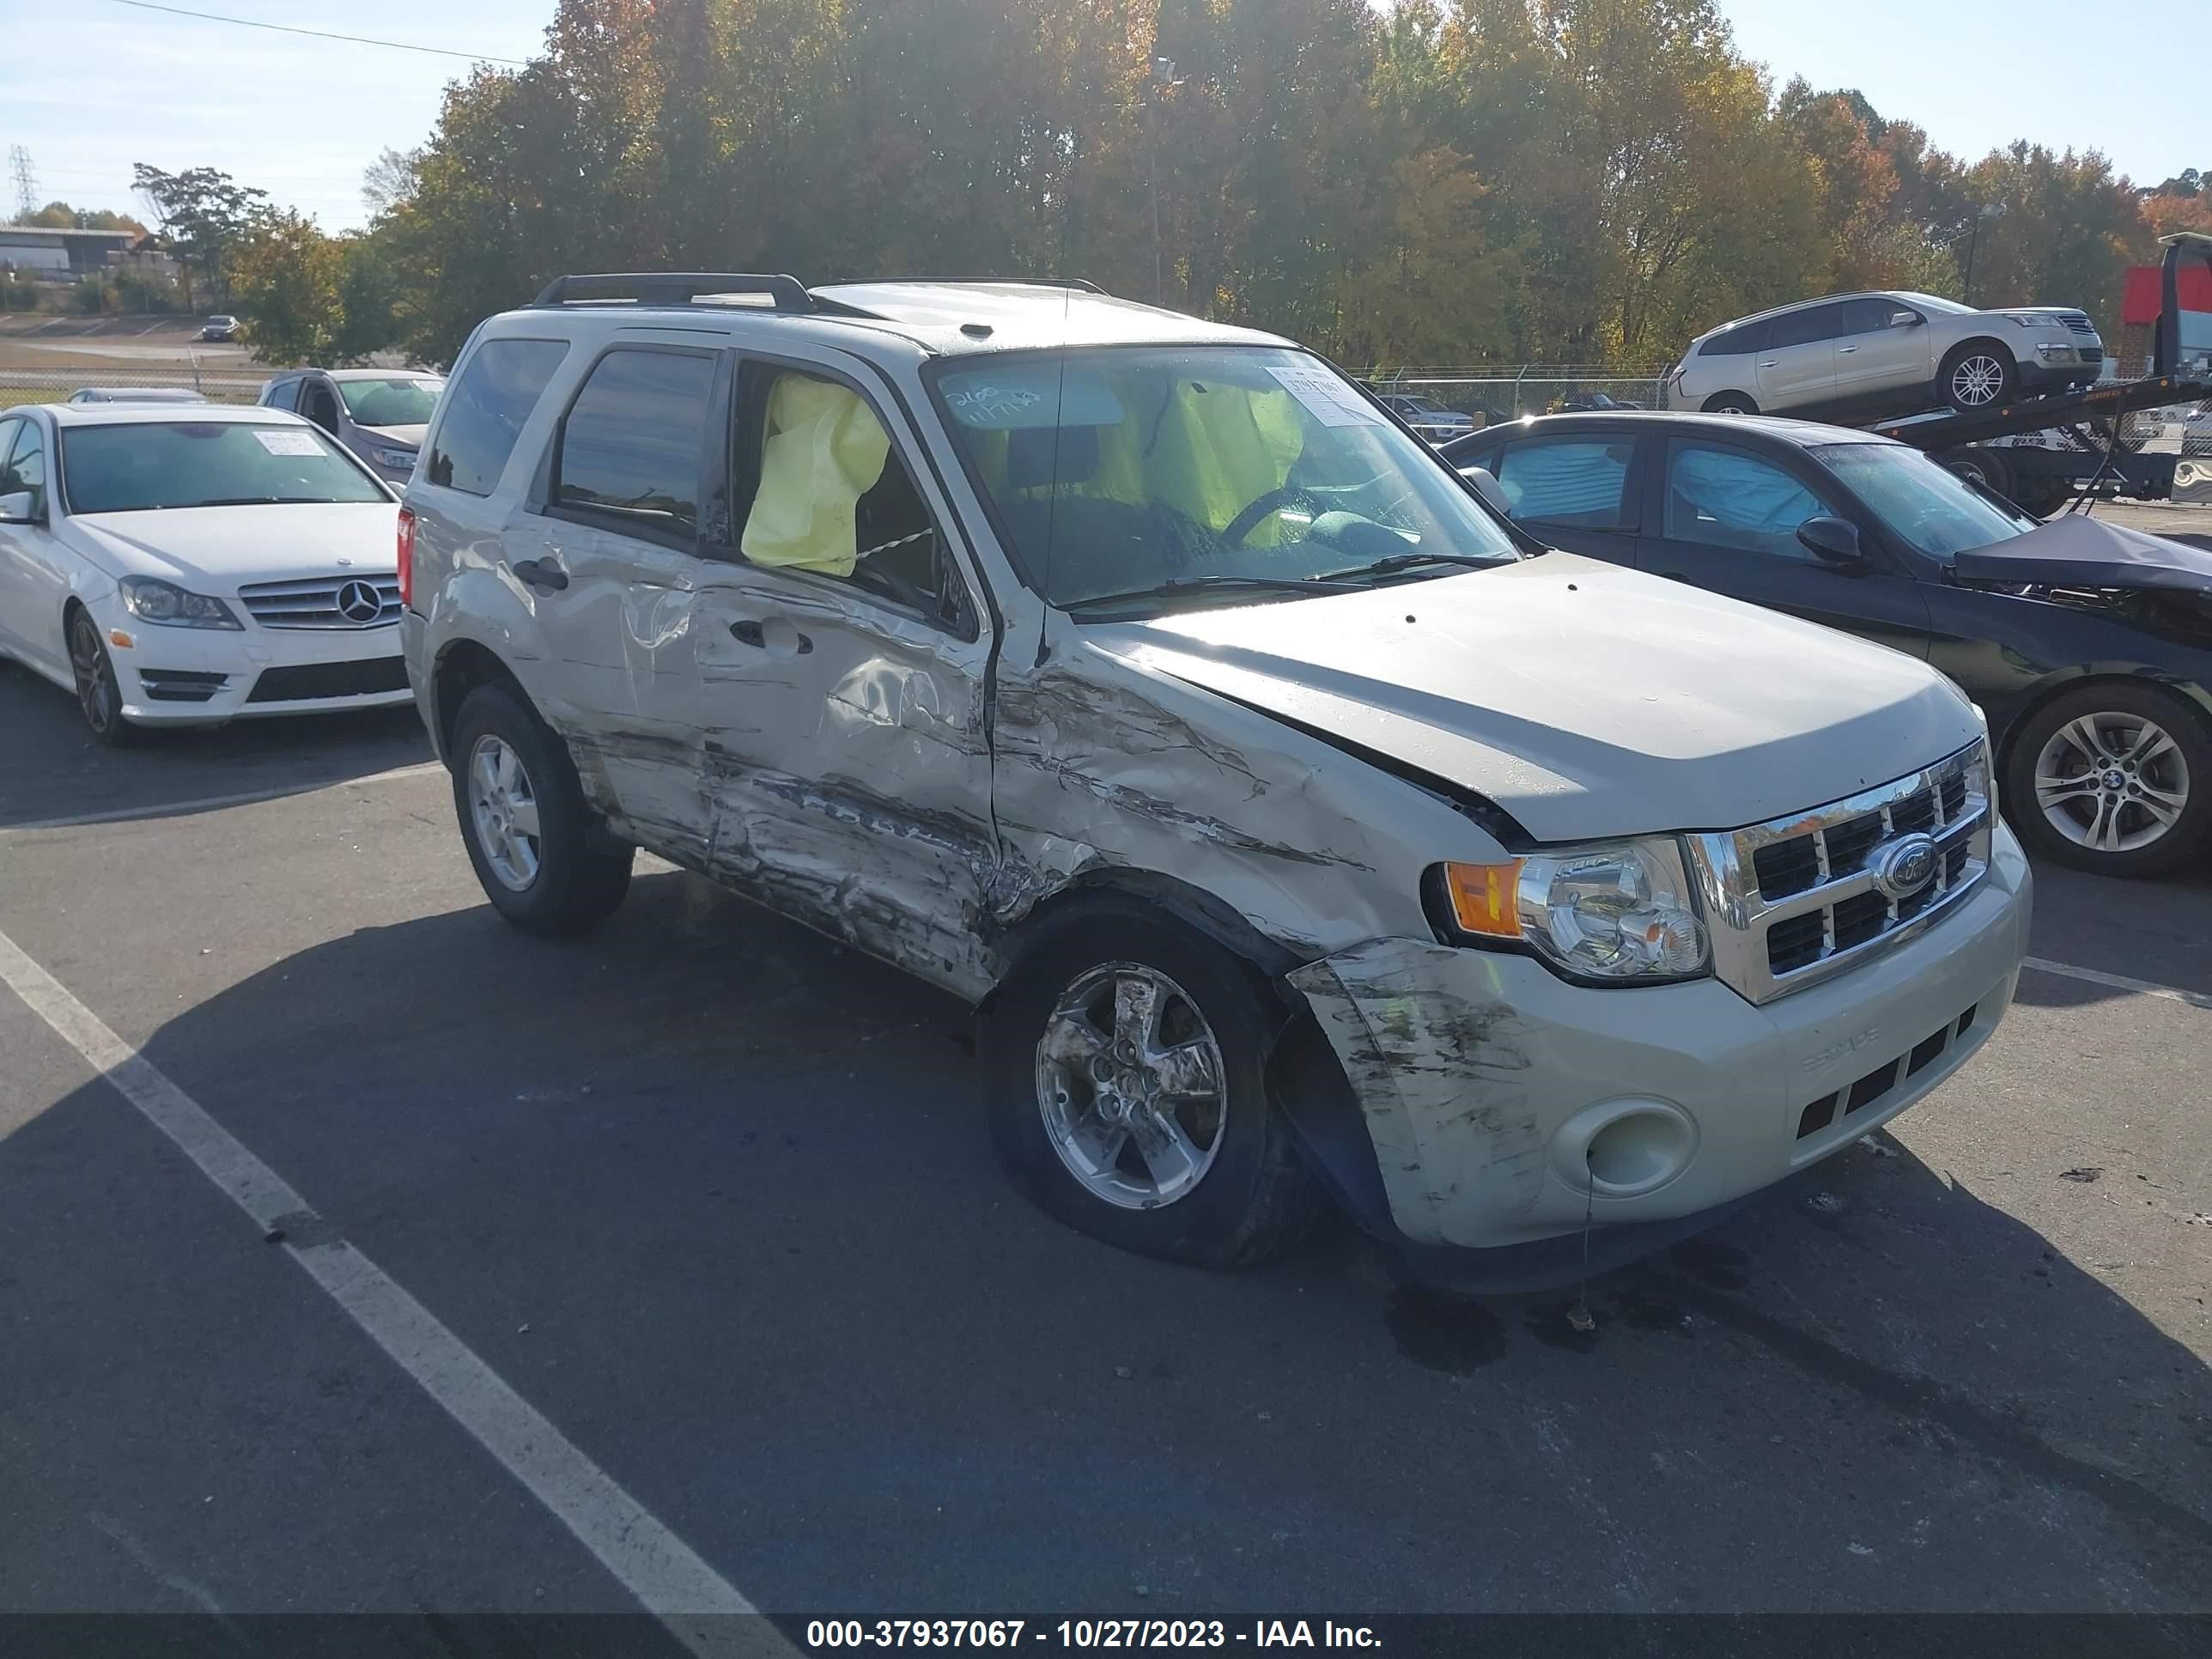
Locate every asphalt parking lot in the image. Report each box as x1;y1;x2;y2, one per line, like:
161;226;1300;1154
2;647;2208;1632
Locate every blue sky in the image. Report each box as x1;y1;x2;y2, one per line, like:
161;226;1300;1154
6;0;2202;234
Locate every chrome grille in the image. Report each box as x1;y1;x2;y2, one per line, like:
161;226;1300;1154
236;574;400;629
2062;313;2098;337
1686;743;1992;1005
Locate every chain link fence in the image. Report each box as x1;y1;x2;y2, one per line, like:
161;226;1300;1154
1354;366;1670;423
0;363;267;411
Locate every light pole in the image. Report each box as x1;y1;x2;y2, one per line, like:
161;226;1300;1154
1962;201;2005;307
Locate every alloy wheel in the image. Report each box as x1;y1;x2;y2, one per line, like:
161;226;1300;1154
1951;355;2007;406
2033;712;2191;855
70;613;118;736
1034;962;1227;1211
467;734;544;890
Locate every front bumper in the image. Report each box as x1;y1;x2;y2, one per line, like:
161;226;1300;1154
2019;343;2102;392
1287;822;2032;1258
96;592;409;724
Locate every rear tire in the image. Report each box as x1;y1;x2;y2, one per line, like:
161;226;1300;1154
1701;392;1759;416
982;903;1322;1267
1943;447;2014;501
1941;343;2017;411
2002;683;2212;878
450;683;633;935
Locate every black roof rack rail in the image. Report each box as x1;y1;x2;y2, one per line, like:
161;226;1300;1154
822;276;1108;295
530;272;814;311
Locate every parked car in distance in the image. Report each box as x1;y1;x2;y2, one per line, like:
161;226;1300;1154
1664;291;2104;420
1550;391;1645;413
198;315;239;343
1441;411;2212;876
66;386;210;405
1375;391;1478;444
400;273;2029;1288
258;368;445;484
0;403;406;744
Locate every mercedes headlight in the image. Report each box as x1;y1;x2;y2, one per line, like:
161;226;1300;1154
118;575;242;629
1432;839;1711;983
371;446;418;471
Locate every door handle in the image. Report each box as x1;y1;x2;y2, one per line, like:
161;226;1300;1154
1757;360;1778;368
1838;345;1857;354
730;618;812;654
512;557;568;592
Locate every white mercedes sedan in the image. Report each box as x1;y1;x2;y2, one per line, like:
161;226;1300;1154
0;402;406;744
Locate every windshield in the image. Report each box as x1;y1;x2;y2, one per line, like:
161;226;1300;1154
930;346;1518;607
60;421;390;514
337;377;441;428
1816;441;2036;557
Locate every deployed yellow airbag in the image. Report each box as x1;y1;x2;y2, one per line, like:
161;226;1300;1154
741;376;891;577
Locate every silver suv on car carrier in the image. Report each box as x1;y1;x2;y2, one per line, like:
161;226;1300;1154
398;273;2032;1285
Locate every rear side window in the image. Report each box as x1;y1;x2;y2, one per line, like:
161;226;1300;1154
1768;303;1843;349
1491;436;1634;529
553;348;715;543
1700;320;1768;356
425;338;568;496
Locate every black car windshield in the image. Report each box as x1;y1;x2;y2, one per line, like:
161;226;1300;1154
61;421;388;514
337;377;441;427
1815;441;2036;558
929;346;1519;607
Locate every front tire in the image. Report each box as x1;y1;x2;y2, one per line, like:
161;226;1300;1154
450;683;633;935
982;904;1322;1267
1942;343;2017;411
68;606;144;747
2002;684;2212;878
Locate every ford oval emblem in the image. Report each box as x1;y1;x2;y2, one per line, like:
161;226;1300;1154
1871;833;1939;902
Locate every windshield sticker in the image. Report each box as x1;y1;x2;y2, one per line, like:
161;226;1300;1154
252;428;325;456
939;368;1127;429
1267;365;1383;428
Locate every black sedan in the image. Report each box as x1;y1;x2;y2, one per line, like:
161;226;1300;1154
1438;412;2212;878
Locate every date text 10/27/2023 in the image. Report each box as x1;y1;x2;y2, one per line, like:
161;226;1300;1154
805;1621;1382;1650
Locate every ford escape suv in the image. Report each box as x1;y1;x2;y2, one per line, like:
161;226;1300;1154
400;273;2032;1285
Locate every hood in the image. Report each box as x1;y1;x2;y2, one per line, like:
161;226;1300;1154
357;422;427;450
1950;514;2212;593
1086;553;1978;842
67;502;401;589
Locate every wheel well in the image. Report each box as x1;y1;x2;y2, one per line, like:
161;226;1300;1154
1994;673;2212;776
432;639;530;759
1944;336;2015;371
980;868;1306;1016
1702;392;1755;412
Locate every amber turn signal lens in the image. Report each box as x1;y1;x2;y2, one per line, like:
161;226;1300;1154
108;629;134;649
1443;860;1522;939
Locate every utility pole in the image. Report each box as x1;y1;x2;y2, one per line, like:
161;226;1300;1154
9;147;37;223
1961;201;2005;307
1146;58;1183;307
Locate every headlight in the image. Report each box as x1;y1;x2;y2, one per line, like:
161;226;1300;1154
371;446;418;471
1432;838;1711;983
2007;313;2059;330
118;575;242;629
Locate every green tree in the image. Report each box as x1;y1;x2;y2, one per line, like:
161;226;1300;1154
231;210;345;365
131;165;270;309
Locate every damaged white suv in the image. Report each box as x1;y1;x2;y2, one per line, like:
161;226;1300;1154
400;274;2032;1285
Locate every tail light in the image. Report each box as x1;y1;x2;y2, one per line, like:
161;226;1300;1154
396;506;416;608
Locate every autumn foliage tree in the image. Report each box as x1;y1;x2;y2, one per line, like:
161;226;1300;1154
250;0;2192;371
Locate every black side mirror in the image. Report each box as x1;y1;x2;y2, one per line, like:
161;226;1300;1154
1797;515;1866;568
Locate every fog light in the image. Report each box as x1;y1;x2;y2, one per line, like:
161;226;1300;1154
1549;1099;1698;1198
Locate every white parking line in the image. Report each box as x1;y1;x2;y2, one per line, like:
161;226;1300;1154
1;761;444;835
0;926;790;1657
2021;956;2212;1012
